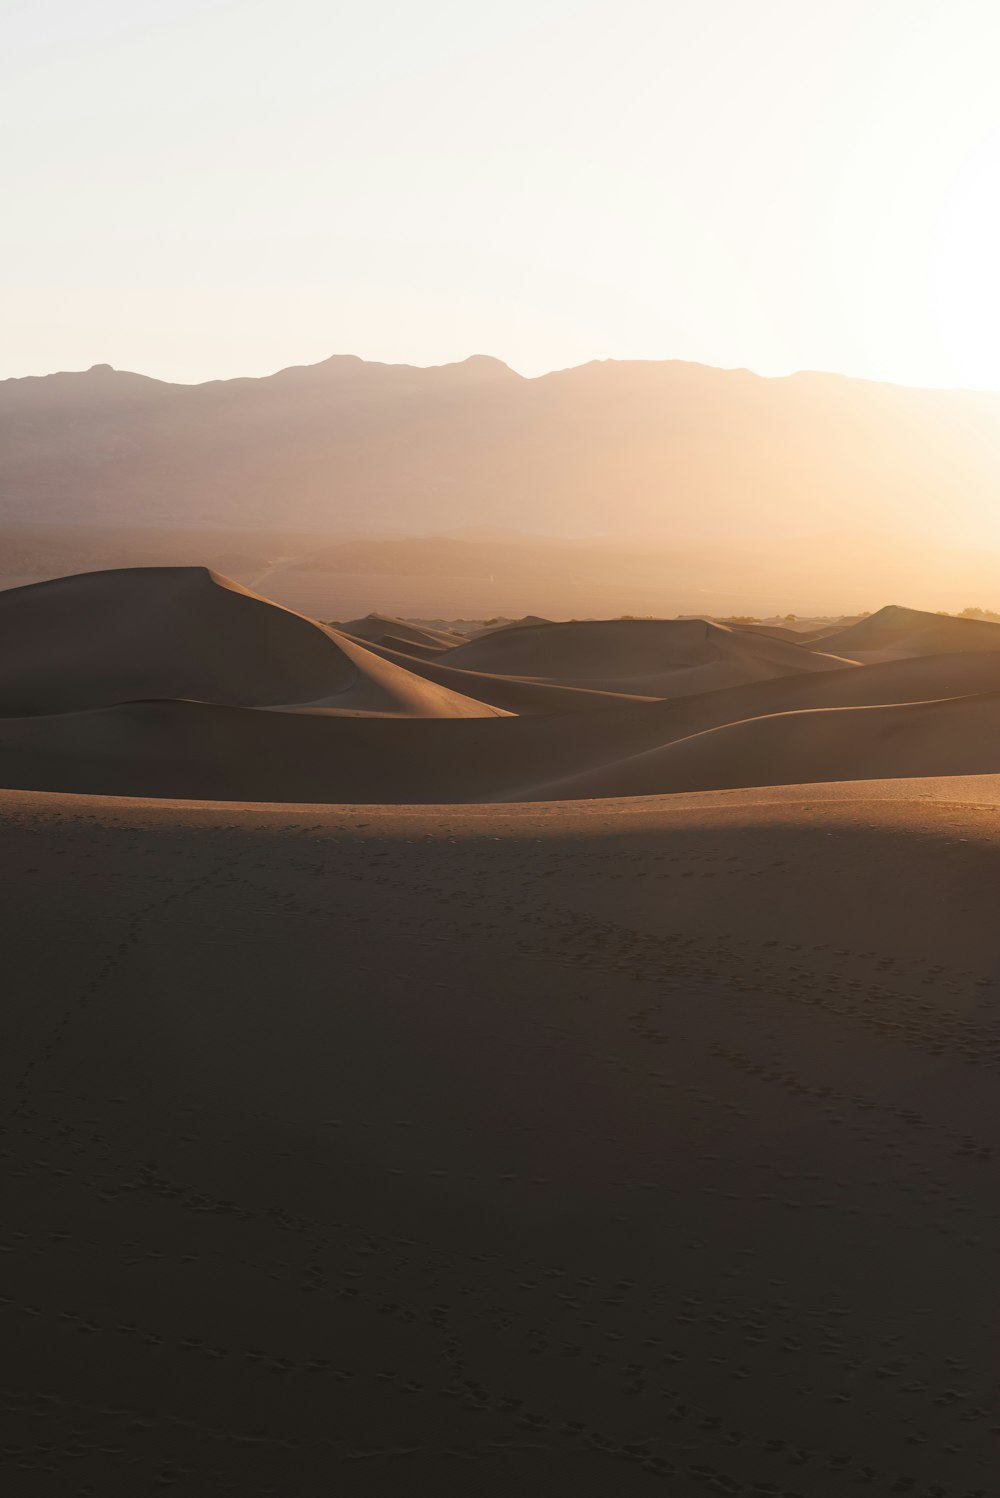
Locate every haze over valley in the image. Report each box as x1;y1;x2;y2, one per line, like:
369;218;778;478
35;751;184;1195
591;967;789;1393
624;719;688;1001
6;352;1000;619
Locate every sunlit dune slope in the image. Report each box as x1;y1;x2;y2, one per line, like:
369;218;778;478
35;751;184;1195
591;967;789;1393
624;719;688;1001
363;634;455;662
304;627;506;717
815;603;1000;661
0;567;500;719
339;612;465;650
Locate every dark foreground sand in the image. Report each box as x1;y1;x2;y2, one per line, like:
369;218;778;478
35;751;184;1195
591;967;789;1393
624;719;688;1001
5;780;1000;1496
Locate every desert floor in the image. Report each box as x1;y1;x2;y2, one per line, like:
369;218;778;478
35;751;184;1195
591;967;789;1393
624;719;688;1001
5;780;999;1496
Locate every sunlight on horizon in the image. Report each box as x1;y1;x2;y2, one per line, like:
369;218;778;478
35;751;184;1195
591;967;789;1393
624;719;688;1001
2;0;999;391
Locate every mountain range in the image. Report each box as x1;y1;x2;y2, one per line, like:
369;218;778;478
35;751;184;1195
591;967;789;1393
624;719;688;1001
4;353;1000;544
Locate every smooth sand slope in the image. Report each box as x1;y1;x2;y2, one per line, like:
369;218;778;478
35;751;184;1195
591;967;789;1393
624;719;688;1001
340;612;466;651
356;636;661;714
529;690;1000;799
6;650;1000;803
444;616;855;695
814;603;1000;661
5;781;1000;1494
292;628;506;718
8;569;1000;801
0;568;501;719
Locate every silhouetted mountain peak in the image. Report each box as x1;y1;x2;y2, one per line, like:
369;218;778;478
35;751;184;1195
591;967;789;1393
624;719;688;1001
266;352;517;387
3;354;1000;543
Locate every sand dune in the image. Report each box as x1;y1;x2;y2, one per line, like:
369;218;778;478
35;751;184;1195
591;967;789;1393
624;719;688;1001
5;782;1000;1492
0;567;500;719
367;632;456;661
445;616;855;695
8;569;1000;803
7;562;1000;1493
605;647;1000;737
340;611;465;650
359;637;660;714
530;690;1000;799
815;603;1000;660
0;700;635;802
0;565;353;714
727;620;808;643
6;650;1000;803
301;627;506;717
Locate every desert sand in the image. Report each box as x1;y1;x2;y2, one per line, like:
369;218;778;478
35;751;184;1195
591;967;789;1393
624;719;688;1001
4;567;1000;1494
4;570;1000;802
6;782;1000;1495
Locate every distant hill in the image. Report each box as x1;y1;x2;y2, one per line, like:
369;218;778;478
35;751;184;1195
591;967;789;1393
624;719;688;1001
3;354;1000;545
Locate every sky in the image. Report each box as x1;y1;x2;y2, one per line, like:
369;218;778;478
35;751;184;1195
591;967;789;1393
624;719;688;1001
2;0;999;388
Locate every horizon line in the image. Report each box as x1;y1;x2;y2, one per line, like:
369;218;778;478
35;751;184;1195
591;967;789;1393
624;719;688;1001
6;352;1000;399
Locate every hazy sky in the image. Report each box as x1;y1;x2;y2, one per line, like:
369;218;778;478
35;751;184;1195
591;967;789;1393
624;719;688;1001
3;0;999;387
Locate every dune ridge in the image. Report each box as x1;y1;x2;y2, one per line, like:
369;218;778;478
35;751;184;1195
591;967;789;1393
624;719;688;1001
444;615;856;694
814;602;1000;660
5;571;1000;802
340;611;466;650
0;567;501;719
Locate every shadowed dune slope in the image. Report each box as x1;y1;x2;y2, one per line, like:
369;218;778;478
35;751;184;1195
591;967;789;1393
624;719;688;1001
445;616;855;695
357;638;659;714
0;701;635;803
360;638;1000;720
9;569;1000;800
4;784;1000;1491
6;651;1000;802
598;648;1000;741
0;567;500;719
727;622;808;643
530;690;1000;800
815;604;1000;661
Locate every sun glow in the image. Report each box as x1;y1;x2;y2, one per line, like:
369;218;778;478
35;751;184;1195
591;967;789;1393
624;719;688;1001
3;0;1000;391
929;133;1000;389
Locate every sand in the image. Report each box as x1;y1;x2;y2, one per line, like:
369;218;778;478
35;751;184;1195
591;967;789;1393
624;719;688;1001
340;613;467;650
814;604;1000;662
5;568;1000;1494
444;616;854;695
5;639;1000;803
0;568;499;720
5;780;1000;1495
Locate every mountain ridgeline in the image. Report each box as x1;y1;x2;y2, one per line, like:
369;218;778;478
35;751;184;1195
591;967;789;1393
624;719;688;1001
3;354;1000;541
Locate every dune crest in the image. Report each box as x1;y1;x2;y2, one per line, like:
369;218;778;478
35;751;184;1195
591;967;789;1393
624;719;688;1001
0;566;501;719
445;616;855;695
815;602;1000;660
6;568;1000;802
